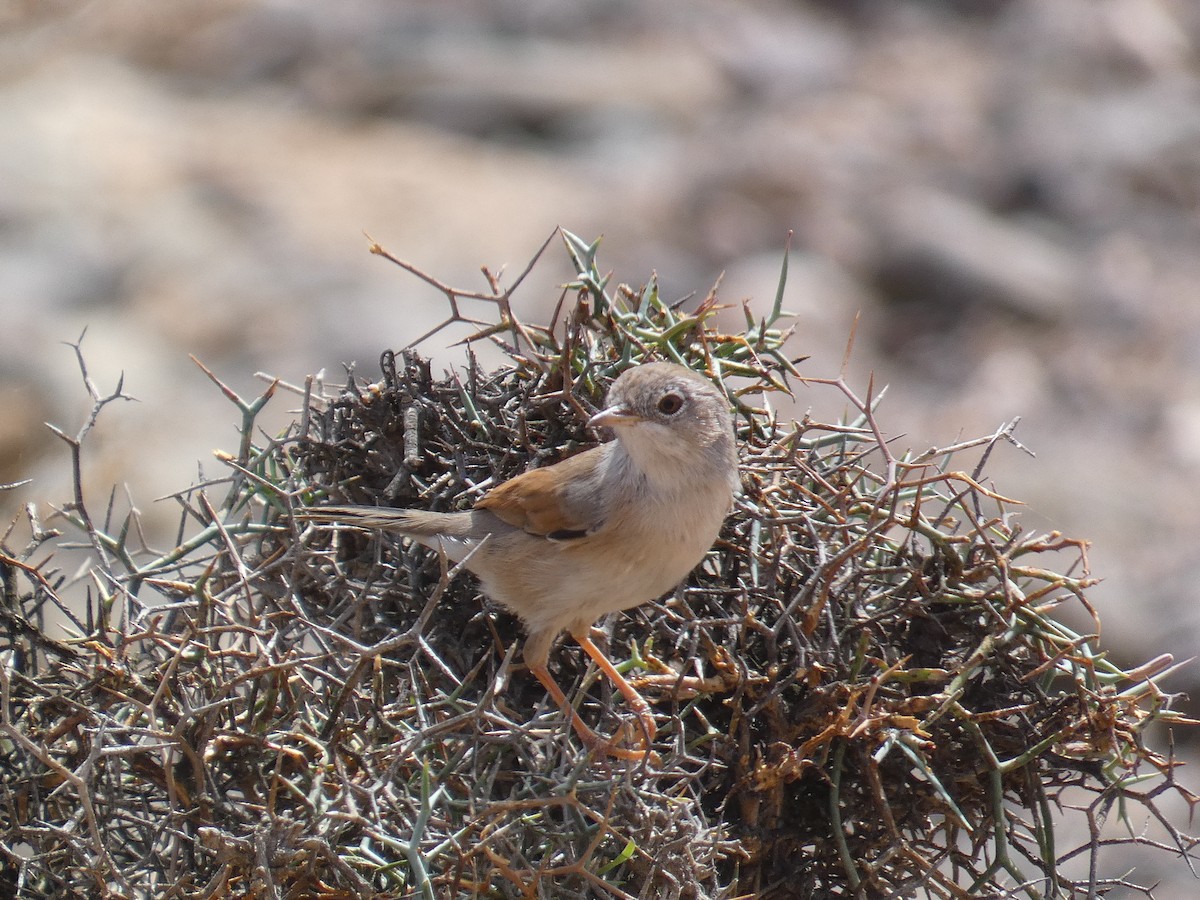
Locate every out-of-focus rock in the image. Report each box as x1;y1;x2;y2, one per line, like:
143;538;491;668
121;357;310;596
0;380;52;488
872;187;1078;324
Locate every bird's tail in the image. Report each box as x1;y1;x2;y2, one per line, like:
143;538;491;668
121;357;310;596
295;505;464;538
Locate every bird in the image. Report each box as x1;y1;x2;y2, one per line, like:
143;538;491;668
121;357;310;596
298;361;739;760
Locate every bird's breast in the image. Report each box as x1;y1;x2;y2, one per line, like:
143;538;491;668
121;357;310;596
455;464;733;637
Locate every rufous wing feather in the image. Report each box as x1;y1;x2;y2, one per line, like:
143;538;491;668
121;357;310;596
474;449;603;538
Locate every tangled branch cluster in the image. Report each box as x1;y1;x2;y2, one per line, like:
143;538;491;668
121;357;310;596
0;232;1195;898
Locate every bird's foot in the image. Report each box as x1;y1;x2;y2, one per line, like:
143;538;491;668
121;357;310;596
587;724;660;766
630;671;738;699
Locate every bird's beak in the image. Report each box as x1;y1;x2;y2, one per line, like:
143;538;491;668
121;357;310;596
588;405;642;430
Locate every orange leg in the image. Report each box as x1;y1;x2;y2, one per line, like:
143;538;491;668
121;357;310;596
571;630;657;746
527;662;652;762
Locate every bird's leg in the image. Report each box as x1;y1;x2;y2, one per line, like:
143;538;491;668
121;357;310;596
526;662;651;762
571;629;657;747
524;628;653;762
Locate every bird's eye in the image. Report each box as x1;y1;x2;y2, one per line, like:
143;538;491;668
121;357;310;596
657;392;684;415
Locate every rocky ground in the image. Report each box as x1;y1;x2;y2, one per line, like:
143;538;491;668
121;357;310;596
2;0;1199;889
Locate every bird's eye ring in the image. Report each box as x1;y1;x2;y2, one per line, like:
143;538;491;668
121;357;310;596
657;392;684;415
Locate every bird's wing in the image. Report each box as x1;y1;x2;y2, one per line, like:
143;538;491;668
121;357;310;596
474;447;605;540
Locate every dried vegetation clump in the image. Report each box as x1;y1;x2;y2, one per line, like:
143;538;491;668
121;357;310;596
0;231;1196;898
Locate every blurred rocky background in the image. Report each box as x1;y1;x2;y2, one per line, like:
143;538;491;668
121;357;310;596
2;0;1199;879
